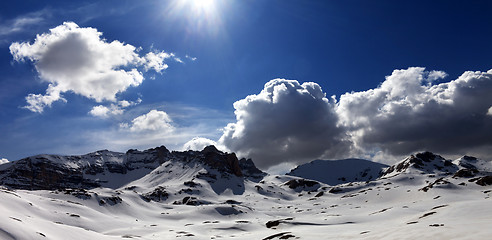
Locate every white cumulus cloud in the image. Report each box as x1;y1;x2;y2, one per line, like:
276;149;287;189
183;137;217;151
219;78;351;169
143;51;172;72
122;109;174;133
89;99;141;118
10;22;172;113
336;67;492;157
0;158;9;165
219;68;492;168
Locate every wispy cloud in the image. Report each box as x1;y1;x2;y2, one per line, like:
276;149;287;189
0;9;52;44
185;55;197;61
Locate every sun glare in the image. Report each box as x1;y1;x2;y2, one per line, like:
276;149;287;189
165;0;225;35
192;0;216;13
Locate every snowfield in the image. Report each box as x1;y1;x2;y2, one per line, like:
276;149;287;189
0;149;491;239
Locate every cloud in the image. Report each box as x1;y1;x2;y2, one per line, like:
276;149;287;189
89;105;123;118
173;57;184;64
10;22;172;113
122;109;174;133
219;79;351;169
183;137;217;151
143;51;172;72
0;9;50;40
185;55;197;61
0;16;43;36
89;99;141;118
0;158;8;165
219;68;492;169
336;67;492;157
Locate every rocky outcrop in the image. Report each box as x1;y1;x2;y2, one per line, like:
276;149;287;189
381;152;457;177
0;157;100;190
475;176;492;186
201;145;243;177
284;179;320;192
239;158;266;179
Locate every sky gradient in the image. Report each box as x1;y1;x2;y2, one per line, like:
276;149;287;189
1;0;492;171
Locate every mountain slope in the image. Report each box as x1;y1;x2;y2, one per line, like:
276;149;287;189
287;158;389;185
0;149;492;239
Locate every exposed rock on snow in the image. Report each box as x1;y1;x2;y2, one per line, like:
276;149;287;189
284;179;320;192
382;151;457;177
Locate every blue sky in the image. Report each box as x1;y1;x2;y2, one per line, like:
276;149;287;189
1;0;492;170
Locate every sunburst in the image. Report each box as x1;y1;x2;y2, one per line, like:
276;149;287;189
165;0;225;35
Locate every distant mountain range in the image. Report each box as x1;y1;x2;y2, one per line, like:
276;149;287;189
0;145;265;190
0;146;491;239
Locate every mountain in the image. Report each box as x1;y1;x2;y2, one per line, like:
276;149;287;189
380;151;492;189
0;145;265;190
0;149;491;239
287;158;389;185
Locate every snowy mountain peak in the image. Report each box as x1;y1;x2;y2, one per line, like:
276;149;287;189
381;151;457;177
287;158;389;185
453;155;492;172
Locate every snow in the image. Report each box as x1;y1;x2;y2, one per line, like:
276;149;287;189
0;152;491;239
288;159;389;185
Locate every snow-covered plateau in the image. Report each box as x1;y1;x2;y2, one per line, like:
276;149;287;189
0;147;491;239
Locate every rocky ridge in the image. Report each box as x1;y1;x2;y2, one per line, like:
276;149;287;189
0;145;264;190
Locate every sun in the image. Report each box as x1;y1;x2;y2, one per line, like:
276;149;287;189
165;0;225;35
168;0;219;17
191;0;216;13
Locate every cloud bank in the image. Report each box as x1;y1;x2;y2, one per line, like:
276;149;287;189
219;68;492;168
338;67;492;157
9;22;172;113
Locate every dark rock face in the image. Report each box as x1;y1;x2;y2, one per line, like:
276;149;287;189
475;176;492;186
0;157;99;190
201;145;243;177
239;158;266;179
173;196;207;206
415;152;438;162
419;178;451;192
141;186;169;202
453;169;479;178
0;148;168;190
